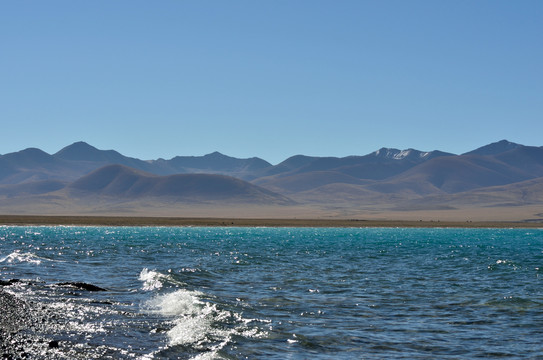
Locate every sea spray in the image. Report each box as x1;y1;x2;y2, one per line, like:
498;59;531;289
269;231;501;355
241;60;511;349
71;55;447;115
145;289;205;318
143;287;265;356
139;268;186;290
0;250;44;265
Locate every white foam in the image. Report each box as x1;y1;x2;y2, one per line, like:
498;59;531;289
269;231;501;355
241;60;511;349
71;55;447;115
168;311;216;346
147;289;204;317
145;289;221;347
139;268;165;290
139;268;185;291
0;250;43;265
144;288;267;357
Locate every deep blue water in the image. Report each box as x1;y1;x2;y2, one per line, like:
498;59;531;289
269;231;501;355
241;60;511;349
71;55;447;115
1;226;543;359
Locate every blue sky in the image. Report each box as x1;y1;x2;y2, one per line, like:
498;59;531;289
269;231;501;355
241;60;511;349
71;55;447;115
1;1;541;164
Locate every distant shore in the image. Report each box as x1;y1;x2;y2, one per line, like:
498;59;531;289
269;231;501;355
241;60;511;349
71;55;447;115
1;215;542;228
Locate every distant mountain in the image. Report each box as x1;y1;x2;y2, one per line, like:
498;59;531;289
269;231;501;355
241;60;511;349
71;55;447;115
255;155;321;178
151;151;272;180
463;139;522;156
279;148;452;178
253;148;454;192
54;141;158;174
373;147;452;161
3;147;56;166
257;142;543;198
55;141;128;162
356;143;543;196
493;146;543;175
0;180;66;197
402;176;543;210
366;155;529;195
253;171;373;194
67;164;292;204
0;148;78;184
2;140;543;218
0;141;273;184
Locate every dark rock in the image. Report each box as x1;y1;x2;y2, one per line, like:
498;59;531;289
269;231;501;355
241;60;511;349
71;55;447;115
0;279;20;287
48;340;59;348
56;282;107;291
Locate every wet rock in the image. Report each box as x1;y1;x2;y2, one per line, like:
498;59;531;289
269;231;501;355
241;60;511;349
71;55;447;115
1;280;108;357
0;289;31;333
0;290;35;358
0;279;20;287
56;282;107;291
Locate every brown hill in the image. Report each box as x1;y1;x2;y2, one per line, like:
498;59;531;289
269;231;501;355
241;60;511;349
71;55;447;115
0;180;67;197
0;142;274;184
401;176;543;210
290;182;407;207
1;140;543;221
252;171;373;193
67;164;293;204
493;146;543;176
256;149;453;182
0;148;74;184
463;139;522;156
162;151;272;180
370;154;536;195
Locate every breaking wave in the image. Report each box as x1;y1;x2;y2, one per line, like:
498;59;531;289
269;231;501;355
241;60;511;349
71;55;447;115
138;268;185;291
0;250;54;265
141;269;266;359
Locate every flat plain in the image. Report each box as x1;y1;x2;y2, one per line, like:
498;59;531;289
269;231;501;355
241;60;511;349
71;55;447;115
1;214;542;228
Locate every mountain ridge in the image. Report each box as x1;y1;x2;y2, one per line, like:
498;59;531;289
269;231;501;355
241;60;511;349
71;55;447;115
0;141;460;184
66;164;292;204
1;140;542;220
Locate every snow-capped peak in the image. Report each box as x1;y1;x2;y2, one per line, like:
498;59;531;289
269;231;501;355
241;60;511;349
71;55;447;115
374;147;415;160
373;148;434;160
393;149;412;160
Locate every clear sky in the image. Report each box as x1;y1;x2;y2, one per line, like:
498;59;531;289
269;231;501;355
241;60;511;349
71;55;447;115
1;1;541;164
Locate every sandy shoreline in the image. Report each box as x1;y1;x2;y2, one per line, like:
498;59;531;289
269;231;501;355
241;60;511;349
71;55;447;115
0;215;542;228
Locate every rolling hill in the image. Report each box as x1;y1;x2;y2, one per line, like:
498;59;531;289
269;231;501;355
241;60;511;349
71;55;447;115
66;164;293;204
0;141;273;184
1;140;543;221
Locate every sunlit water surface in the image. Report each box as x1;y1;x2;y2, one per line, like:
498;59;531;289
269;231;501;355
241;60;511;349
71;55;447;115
1;226;542;359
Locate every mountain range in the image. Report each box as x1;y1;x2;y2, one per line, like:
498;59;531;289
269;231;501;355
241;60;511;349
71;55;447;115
1;140;542;221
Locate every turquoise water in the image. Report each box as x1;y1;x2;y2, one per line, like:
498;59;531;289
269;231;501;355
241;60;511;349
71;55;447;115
1;226;543;359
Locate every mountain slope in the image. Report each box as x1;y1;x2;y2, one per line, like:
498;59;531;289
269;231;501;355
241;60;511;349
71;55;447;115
252;171;373;194
54;141;158;173
55;141;129;162
265;148;453;179
403;176;543;210
254;155;322;178
369;154;534;195
493;146;543;176
252;148;454;193
154;151;272;180
0;148;78;184
2;140;543;217
67;164;293;204
0;180;67;197
463;140;522;156
337;141;540;197
0;142;274;184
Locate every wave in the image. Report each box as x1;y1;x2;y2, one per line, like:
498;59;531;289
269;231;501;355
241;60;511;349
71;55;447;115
143;288;267;359
138;268;185;291
0;250;48;265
